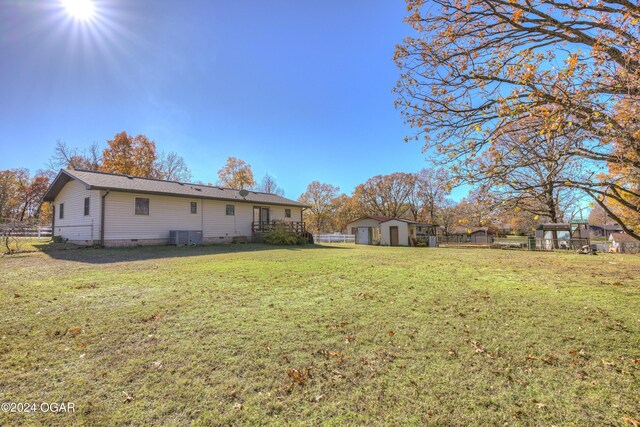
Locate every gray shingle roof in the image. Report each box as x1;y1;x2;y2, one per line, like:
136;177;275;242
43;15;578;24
42;169;308;208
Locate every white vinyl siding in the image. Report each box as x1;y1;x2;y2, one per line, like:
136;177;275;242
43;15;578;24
345;218;383;245
104;192;203;240
270;205;301;222
53;180;101;242
202;199;252;238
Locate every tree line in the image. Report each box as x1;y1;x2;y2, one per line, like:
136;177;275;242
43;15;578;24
297;168;585;235
0;131;285;225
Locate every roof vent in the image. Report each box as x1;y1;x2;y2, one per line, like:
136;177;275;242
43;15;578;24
194;187;202;192
125;175;134;180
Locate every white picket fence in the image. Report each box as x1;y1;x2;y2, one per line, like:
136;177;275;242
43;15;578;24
0;226;52;238
313;233;355;244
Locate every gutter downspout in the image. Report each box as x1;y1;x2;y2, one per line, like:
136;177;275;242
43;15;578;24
100;190;110;247
51;204;55;240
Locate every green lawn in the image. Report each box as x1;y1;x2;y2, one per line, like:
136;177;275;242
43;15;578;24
1;244;639;426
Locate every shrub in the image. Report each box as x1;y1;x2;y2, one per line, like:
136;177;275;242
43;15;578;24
263;228;306;246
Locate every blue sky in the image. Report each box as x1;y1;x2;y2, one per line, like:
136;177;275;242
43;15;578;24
0;0;464;199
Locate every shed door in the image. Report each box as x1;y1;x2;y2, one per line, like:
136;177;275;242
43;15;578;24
390;226;399;246
357;227;369;245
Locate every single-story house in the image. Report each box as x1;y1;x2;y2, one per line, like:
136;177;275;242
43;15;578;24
590;223;624;238
346;216;436;246
609;232;640;253
42;169;308;247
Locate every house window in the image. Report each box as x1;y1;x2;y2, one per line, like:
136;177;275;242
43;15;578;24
135;197;150;215
59;203;64;219
190;201;197;214
285;208;291;218
84;197;90;216
226;205;235;216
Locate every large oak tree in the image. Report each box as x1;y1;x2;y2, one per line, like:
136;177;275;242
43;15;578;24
395;0;640;239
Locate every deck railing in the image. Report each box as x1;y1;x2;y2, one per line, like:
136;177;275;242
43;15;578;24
251;221;306;234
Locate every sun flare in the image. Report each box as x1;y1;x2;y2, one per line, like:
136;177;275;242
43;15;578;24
61;0;95;21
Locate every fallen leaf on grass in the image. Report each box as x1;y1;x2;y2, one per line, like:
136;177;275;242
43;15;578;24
387;330;395;337
122;391;134;403
70;327;82;337
623;417;640;426
602;359;615;366
536;402;546;409
471;341;484;353
287;368;308;385
344;335;355;344
611;281;624;286
142;312;164;322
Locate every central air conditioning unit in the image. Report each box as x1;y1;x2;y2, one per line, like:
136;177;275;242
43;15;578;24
169;230;203;246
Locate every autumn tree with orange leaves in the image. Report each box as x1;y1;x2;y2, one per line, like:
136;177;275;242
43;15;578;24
353;173;416;219
395;0;640;239
0;169;52;223
100;132;158;177
217;157;255;190
299;181;340;233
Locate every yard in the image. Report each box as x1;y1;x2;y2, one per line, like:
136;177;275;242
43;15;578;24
1;244;639;426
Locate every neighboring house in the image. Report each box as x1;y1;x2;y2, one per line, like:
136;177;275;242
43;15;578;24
591;223;624;238
42;169;307;247
346;216;436;246
609;233;640;253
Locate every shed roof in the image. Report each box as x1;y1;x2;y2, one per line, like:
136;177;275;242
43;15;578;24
380;218;435;227
609;233;639;243
347;216;394;224
569;219;589;224
536;223;571;231
42;169;308;208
